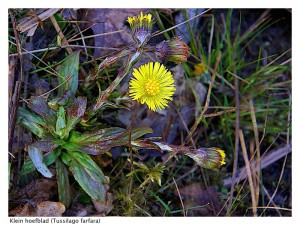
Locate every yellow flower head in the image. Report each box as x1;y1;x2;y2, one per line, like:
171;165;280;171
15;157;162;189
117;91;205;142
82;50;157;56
193;62;207;76
127;12;154;46
185;147;226;169
127;12;153;29
129;62;176;111
217;149;226;166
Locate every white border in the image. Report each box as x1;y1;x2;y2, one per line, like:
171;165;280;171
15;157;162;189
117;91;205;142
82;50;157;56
2;1;298;225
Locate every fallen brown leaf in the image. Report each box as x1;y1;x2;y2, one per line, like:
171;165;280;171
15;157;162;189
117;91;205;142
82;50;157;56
91;192;114;216
175;183;225;216
10;179;57;203
10;201;65;217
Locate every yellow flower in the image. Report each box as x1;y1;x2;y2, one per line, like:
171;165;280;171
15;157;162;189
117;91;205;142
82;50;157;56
193;62;207;76
217;149;226;166
129;62;176;111
127;12;152;29
127;12;154;46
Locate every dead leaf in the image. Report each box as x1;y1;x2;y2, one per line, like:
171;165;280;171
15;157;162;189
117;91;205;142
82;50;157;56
63;200;95;217
17;9;61;36
91;192;114;216
9;179;57;204
175;183;225;216
10;201;65;217
78;9;147;58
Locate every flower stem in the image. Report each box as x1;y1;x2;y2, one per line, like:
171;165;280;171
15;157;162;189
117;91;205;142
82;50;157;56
87;50;142;118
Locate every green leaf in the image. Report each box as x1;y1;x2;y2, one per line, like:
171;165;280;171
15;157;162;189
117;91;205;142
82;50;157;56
56;158;73;208
18;107;45;126
61;151;109;202
20;149;61;185
53;96;87;140
55;106;67;139
18;118;45;138
30;138;65;152
62;127;153;155
57;51;80;96
27;146;53;178
17;107;46;138
66;96;87;129
28;96;57;131
48;90;76;111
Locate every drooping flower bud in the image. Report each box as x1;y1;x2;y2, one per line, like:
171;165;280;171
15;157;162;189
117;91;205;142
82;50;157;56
154;36;190;64
184;147;226;169
127;12;154;47
131;140;226;170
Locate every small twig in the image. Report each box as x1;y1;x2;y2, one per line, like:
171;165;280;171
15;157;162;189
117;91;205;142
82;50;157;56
203;106;248;118
175;107;196;147
239;129;257;216
37;75;72;97
67;29;124;42
9;44;119;57
67;22;96;41
249;99;261;205
229;74;240;209
183;51;221;145
75;21;88;58
50;15;87;78
173;178;186;217
50;15;73;54
8;10;25;157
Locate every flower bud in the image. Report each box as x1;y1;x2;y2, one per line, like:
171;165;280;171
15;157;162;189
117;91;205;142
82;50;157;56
127;12;154;47
154;36;190;64
131;140;226;170
185;147;226;169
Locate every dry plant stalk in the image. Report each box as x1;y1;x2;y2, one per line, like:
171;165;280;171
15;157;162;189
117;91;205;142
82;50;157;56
17;9;60;35
239;129;257;216
223;144;291;188
183;52;221;145
249;99;261;206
